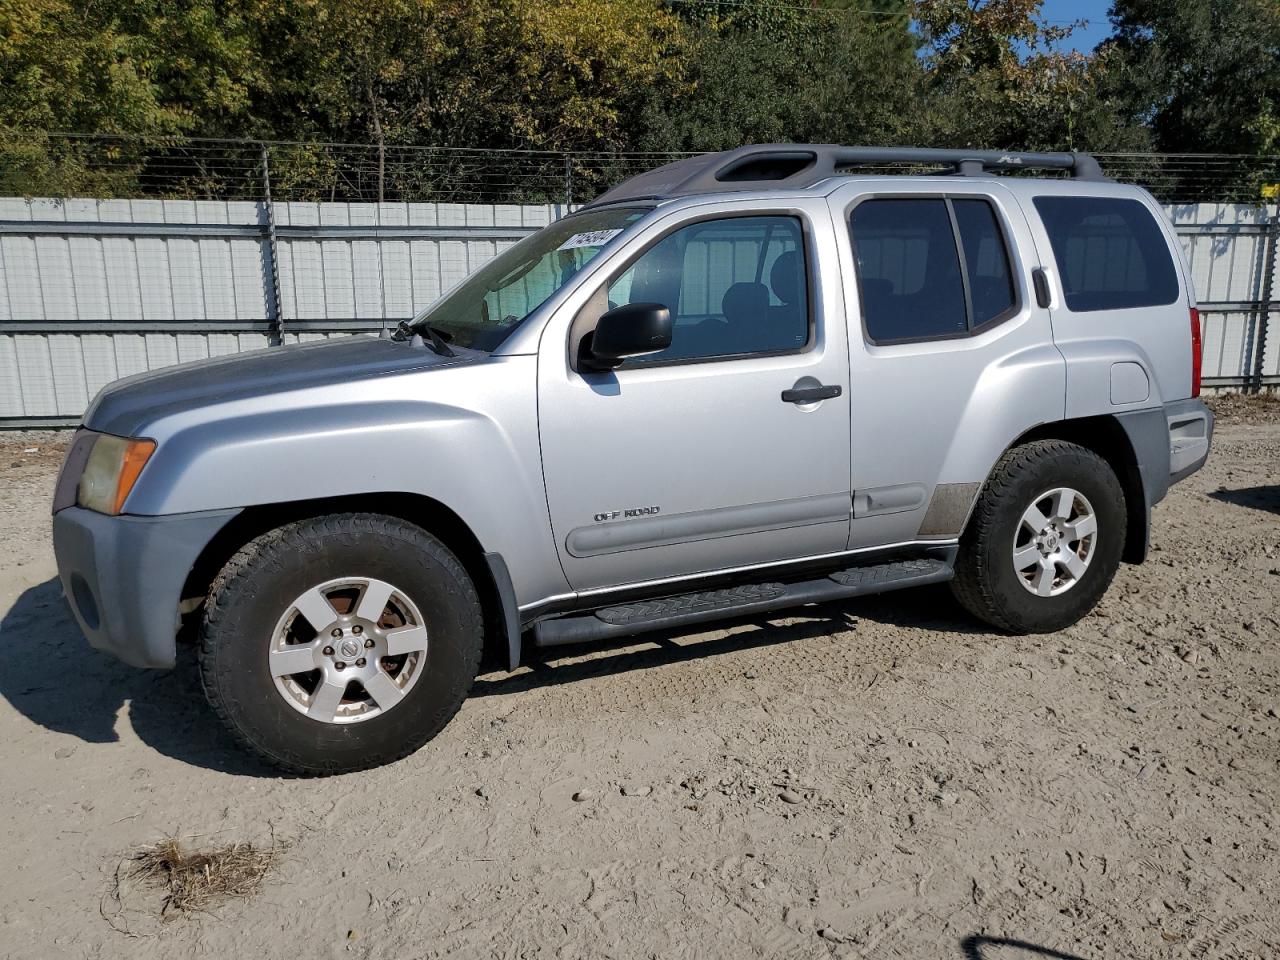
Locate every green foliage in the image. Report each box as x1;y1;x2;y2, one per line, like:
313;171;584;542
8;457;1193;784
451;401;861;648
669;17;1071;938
1;0;1275;199
0;0;245;194
641;1;920;151
917;0;1150;151
0;0;185;136
1108;0;1280;155
204;0;689;154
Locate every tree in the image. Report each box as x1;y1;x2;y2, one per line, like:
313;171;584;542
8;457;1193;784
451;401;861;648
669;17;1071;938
1;0;170;136
1;0;182;192
637;0;921;152
916;0;1149;151
5;0;1268;202
279;0;687;151
250;0;691;198
1108;0;1280;155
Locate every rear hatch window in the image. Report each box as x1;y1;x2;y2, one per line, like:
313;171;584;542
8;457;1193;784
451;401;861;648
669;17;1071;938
1033;196;1179;312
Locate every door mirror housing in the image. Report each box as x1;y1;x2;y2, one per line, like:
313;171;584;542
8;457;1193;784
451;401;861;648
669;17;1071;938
583;302;672;370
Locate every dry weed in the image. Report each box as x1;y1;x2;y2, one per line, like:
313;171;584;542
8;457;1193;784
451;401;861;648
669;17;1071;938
127;837;279;917
1207;390;1280;424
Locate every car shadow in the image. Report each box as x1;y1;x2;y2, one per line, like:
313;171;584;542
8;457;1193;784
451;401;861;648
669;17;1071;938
2;578;986;772
0;577;278;776
960;934;1088;960
473;583;987;697
1209;484;1280;515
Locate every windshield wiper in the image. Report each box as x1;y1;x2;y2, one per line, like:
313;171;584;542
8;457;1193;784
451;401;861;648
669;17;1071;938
392;319;455;357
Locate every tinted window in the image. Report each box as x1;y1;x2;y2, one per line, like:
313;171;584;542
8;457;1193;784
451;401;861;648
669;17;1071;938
607;216;808;363
953;199;1016;326
1033;196;1179;312
850;199;967;341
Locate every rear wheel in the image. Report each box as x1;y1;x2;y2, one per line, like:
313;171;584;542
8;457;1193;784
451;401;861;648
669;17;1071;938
951;440;1126;633
199;513;482;775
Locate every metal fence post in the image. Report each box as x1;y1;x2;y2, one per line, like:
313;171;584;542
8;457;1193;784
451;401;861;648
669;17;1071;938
259;142;285;344
1255;201;1279;393
564;154;572;210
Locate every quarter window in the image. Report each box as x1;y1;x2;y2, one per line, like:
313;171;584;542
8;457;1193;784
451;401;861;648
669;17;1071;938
1032;196;1179;312
953;199;1016;327
850;197;1017;343
606;216;809;364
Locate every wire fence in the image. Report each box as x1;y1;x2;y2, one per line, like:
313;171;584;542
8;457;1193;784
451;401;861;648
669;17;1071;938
4;132;1280;205
0;133;690;206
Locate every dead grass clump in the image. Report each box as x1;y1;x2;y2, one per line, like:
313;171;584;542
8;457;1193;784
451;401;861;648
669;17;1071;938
129;837;278;917
1207;391;1280;425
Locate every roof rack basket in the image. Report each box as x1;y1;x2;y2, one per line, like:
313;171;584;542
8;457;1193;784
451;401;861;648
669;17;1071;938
587;144;1110;207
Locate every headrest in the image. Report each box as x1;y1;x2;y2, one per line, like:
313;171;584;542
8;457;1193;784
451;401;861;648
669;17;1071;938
769;250;802;305
721;281;769;320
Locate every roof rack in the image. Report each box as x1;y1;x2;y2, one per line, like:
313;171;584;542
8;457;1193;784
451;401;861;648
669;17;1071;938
585;144;1110;207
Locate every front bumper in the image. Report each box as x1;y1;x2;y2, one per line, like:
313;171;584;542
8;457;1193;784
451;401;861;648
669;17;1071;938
52;506;239;668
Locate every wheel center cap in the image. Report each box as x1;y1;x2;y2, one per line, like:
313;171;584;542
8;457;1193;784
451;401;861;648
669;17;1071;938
338;638;362;660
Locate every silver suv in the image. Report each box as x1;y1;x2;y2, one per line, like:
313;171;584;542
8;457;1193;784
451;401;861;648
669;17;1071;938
52;145;1213;774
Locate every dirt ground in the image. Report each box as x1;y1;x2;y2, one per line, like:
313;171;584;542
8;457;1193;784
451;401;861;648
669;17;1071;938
0;406;1277;960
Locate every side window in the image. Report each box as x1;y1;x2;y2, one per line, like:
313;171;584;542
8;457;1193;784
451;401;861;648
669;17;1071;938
952;199;1016;327
606;216;809;364
1032;196;1179;312
849;199;967;342
850;197;1020;343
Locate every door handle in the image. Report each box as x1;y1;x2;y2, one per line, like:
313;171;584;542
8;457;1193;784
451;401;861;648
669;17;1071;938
1032;267;1052;308
781;383;841;404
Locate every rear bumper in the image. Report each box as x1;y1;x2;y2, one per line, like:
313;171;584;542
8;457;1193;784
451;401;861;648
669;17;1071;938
52;506;239;668
1113;397;1213;564
1165;397;1213;484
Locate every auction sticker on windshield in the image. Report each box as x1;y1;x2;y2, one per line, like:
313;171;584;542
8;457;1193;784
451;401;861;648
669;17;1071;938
558;229;622;250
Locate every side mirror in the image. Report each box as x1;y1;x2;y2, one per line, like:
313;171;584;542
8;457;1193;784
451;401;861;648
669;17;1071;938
583;302;672;370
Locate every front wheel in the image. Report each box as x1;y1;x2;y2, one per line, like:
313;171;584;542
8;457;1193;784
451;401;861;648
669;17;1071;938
950;440;1126;634
199;513;483;775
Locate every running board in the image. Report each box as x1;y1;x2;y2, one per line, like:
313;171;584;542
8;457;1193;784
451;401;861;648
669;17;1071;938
532;558;953;649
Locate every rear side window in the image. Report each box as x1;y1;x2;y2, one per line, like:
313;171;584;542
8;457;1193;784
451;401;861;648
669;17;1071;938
1033;196;1179;312
849;197;1017;342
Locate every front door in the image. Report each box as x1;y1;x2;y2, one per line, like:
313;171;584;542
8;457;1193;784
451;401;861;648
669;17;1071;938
538;204;852;592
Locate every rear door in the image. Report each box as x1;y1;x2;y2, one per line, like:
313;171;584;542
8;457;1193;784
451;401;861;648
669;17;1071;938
1021;187;1194;408
829;180;1065;549
537;199;852;592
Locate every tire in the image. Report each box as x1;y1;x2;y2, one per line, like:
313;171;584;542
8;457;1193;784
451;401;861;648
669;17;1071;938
199;513;483;775
950;440;1126;634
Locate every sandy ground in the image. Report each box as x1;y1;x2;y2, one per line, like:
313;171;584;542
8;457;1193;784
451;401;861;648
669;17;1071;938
0;410;1277;960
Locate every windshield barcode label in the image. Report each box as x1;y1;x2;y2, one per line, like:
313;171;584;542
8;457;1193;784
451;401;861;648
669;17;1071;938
558;229;622;250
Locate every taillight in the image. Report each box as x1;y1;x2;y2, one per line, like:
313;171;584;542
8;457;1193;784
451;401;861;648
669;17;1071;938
1189;306;1202;397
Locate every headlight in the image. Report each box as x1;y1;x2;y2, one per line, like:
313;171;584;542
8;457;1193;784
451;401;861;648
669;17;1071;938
77;434;156;515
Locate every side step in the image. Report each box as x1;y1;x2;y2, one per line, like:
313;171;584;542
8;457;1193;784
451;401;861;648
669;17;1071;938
533;558;953;649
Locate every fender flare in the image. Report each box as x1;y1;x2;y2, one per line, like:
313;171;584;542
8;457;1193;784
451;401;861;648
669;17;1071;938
484;552;523;672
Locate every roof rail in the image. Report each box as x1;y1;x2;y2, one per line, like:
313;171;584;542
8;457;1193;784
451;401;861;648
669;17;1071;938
585;143;1110;207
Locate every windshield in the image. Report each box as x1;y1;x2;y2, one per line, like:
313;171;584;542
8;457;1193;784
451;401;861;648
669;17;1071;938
410;206;650;351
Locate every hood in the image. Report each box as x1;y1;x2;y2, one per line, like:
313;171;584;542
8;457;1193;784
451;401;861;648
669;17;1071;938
84;335;475;438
